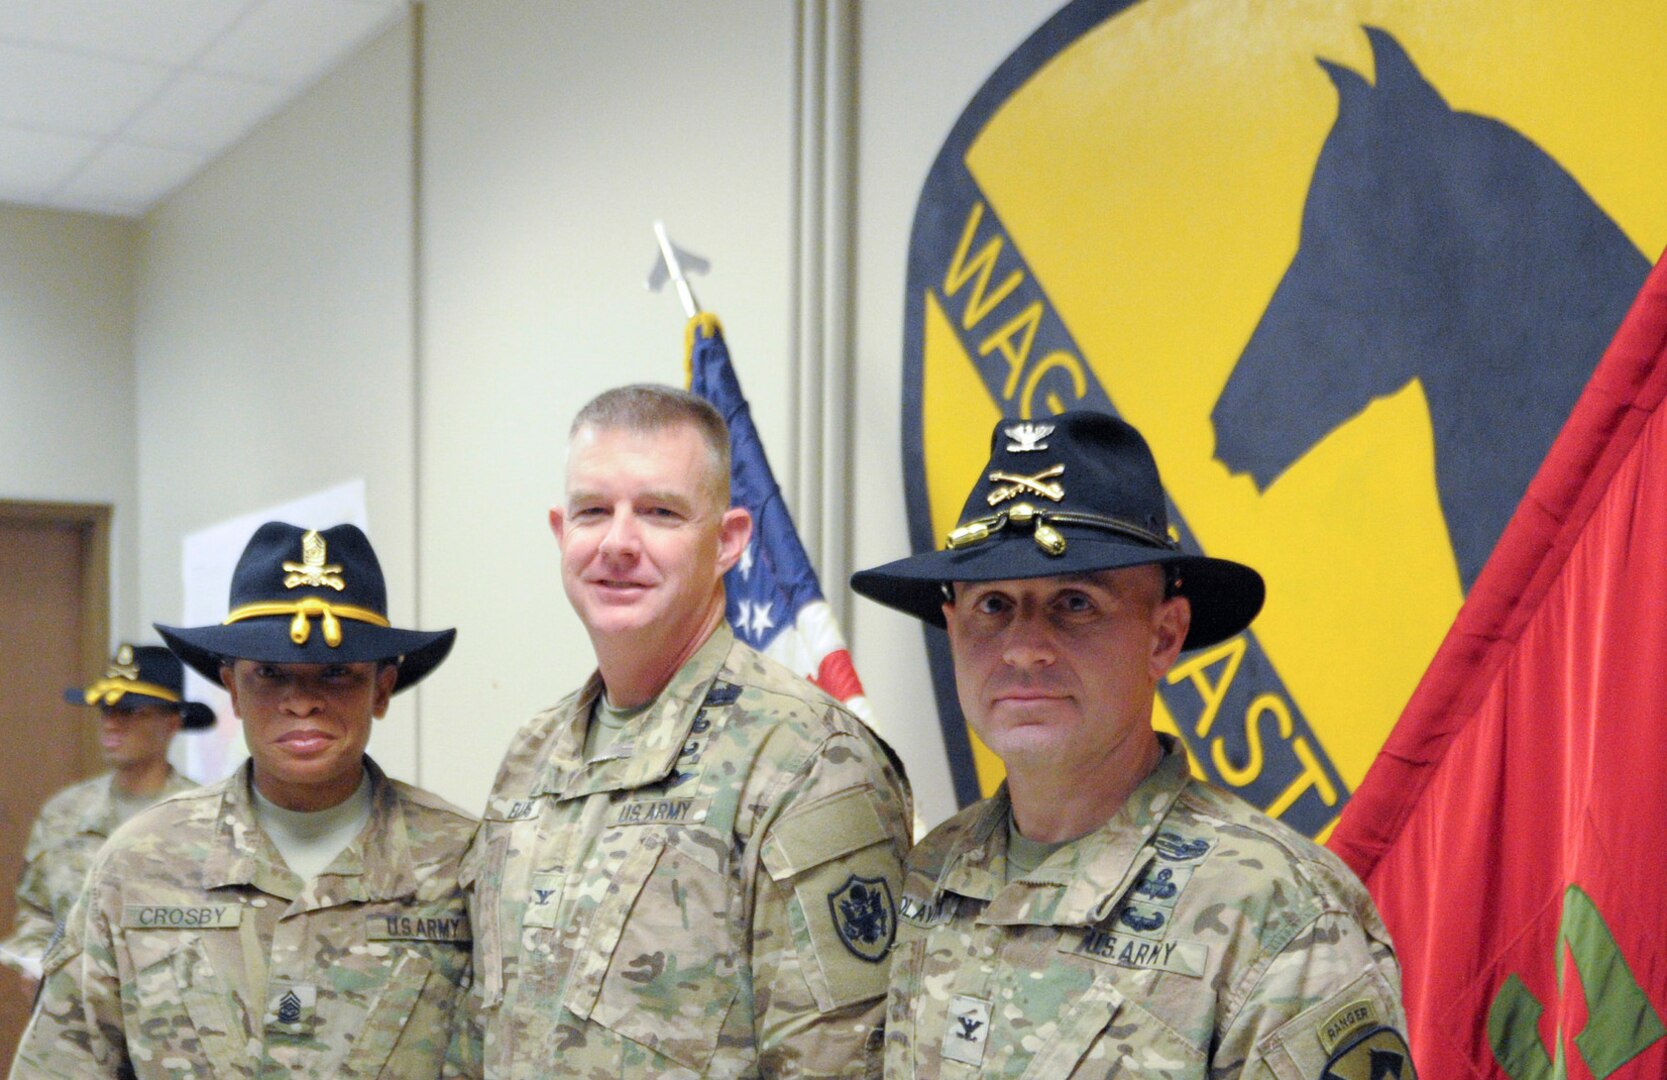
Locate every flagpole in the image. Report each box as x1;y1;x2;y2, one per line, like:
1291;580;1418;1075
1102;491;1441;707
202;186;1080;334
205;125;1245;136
652;220;702;318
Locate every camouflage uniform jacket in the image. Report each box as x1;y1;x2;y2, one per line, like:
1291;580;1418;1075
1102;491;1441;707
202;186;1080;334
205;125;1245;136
462;624;913;1079
11;757;480;1079
885;738;1409;1078
1;767;196;976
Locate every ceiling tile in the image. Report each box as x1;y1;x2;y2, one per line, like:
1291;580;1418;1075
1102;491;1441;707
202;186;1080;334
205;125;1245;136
198;0;403;85
0;0;406;216
0;41;173;135
0;125;100;201
124;71;291;152
0;0;253;66
58;140;209;207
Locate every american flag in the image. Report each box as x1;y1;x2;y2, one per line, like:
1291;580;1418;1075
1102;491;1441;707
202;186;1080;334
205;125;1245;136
686;313;871;720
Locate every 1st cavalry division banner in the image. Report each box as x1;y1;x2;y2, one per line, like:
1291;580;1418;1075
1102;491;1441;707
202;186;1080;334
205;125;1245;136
902;0;1667;836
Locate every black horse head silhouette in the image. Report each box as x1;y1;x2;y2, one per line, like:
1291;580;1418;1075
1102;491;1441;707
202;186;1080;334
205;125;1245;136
1211;26;1648;591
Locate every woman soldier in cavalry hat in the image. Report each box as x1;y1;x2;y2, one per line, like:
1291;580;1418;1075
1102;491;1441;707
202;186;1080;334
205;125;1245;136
13;522;481;1079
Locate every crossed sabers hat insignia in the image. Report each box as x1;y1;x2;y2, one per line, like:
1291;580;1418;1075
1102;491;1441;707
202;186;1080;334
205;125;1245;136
987;464;1064;505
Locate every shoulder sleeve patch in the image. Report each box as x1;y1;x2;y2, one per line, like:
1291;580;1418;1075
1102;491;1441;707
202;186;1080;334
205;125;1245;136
1260;965;1410;1079
761;786;889;881
785;840;901;1012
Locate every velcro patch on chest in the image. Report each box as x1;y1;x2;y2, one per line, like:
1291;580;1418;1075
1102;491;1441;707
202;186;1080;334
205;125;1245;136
365;911;471;942
121;904;241;929
1070;928;1208;978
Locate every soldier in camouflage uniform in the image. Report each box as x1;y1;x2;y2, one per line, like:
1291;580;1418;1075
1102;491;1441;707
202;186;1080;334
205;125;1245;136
462;385;912;1078
1;645;212;987
12;522;480;1078
851;411;1412;1078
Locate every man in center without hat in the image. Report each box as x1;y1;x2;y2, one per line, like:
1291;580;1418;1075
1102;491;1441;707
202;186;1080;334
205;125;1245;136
462;384;912;1077
12;522;480;1079
851;411;1409;1078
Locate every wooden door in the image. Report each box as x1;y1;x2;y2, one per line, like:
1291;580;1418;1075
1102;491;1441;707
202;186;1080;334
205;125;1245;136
0;501;109;1066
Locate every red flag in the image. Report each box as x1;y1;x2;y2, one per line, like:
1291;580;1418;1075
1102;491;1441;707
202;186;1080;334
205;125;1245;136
1328;249;1667;1079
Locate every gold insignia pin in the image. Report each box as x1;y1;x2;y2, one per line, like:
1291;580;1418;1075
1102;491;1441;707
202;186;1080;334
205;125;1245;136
282;531;346;591
986;464;1065;505
106;644;139;681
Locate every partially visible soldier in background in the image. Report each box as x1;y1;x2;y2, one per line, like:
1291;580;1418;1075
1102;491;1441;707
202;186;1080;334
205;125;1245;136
0;644;213;993
11;522;480;1078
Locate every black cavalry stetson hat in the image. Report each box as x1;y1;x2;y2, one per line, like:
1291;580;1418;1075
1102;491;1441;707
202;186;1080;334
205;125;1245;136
156;522;455;693
64;643;216;730
851;411;1265;650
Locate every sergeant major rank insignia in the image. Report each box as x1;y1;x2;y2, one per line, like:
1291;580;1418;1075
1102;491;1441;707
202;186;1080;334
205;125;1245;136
108;644;139;680
827;874;895;962
282;530;345;591
267;983;316;1029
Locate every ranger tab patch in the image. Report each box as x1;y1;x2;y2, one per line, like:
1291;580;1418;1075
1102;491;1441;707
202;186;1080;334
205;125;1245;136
827;873;895;962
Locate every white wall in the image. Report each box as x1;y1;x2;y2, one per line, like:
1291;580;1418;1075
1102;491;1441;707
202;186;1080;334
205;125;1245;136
415;0;801;808
0;206;139;640
104;1;1076;823
133;20;420;780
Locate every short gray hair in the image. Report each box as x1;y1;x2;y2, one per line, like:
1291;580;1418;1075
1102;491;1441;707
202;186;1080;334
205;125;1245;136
569;384;732;507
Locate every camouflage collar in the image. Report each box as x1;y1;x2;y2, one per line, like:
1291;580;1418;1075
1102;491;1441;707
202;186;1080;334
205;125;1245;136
202;757;418;904
938;737;1193;928
536;623;737;800
76;768;193;838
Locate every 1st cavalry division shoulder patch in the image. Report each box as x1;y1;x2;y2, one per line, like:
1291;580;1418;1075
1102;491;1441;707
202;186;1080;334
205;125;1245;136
1322;1026;1416;1079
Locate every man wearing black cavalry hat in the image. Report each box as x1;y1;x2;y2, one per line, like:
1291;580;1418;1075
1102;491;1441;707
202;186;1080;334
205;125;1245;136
0;644;212;992
12;522;480;1079
851;412;1409;1078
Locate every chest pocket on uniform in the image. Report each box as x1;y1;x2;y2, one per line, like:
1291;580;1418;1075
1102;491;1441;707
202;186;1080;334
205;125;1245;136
563;827;737;1073
1014;977;1202;1079
340;902;473;1075
336;948;470;1077
125;926;248;1077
